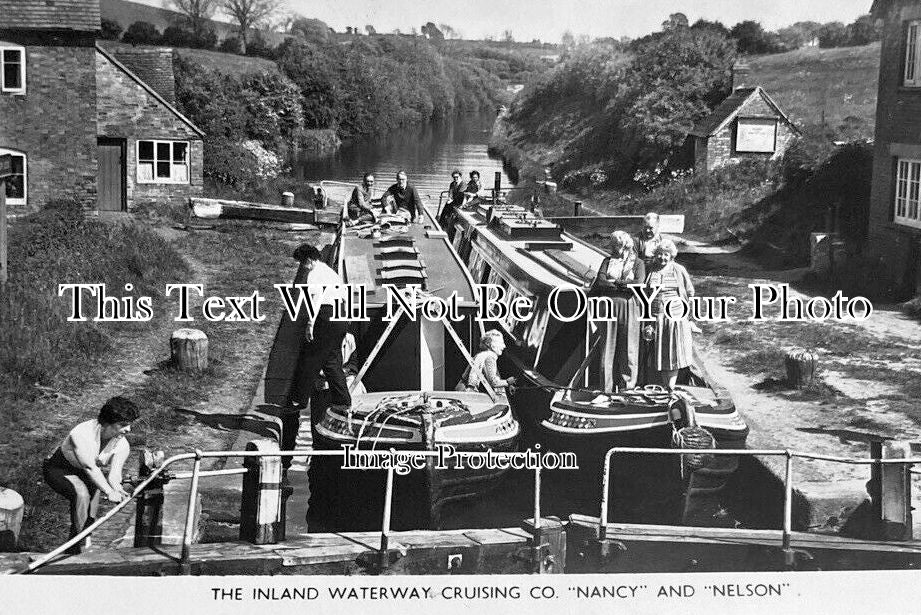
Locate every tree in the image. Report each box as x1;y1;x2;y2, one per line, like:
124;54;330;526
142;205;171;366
421;22;444;41
290;16;330;44
690;19;729;38
168;0;218;41
365;24;377;35
846;14;882;46
438;23;457;39
100;18;123;40
818;21;849;48
662;13;688;31
730;20;782;54
123;21;162;45
221;0;284;53
777;21;822;49
502;29;514;43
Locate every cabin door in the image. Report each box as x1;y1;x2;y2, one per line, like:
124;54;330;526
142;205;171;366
97;138;126;212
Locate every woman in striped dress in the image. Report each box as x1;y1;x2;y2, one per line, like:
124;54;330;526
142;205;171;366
643;239;695;390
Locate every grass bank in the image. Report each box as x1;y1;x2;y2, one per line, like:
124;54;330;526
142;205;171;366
0;200;323;550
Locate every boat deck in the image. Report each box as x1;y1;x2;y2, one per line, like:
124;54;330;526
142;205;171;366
453;205;606;294
341;208;478;308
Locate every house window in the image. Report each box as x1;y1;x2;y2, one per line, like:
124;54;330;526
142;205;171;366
0;44;25;94
895;158;921;229
0;148;26;205
905;21;921;86
137;140;189;184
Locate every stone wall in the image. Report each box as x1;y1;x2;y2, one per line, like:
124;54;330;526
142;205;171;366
95;49;203;213
867;0;921;298
0;36;97;213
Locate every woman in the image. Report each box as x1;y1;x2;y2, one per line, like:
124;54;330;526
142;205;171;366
462;170;482;204
589;230;645;391
43;396;140;554
459;329;516;395
438;170;466;228
643;238;695;390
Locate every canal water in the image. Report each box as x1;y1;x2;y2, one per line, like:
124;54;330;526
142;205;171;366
291;112;516;208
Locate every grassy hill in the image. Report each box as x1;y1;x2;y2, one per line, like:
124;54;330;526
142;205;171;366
747;43;880;140
173;47;279;76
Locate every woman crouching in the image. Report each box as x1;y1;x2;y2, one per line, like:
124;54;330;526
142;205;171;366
43;396;139;553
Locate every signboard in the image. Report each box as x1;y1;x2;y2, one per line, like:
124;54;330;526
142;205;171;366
735;118;777;153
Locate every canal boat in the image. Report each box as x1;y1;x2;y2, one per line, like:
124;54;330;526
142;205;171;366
304;183;520;531
440;198;749;525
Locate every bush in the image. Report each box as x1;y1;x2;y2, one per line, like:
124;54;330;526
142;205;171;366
100;18;123;41
122;21;162;45
218;36;242;54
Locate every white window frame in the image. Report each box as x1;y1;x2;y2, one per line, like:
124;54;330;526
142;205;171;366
905;21;921;86
894;158;921;229
0;44;26;94
136;140;190;184
0;148;26;206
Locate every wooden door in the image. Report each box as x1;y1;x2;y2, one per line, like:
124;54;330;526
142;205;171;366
97;138;125;212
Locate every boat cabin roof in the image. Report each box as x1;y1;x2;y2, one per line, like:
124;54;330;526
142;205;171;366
453;204;607;295
340;206;479;308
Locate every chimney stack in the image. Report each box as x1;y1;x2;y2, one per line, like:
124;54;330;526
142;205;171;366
731;62;751;91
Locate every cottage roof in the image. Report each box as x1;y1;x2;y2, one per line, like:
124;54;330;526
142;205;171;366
107;46;177;105
95;44;204;137
689;86;798;138
0;0;100;32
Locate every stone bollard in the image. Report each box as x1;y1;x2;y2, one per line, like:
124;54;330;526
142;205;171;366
240;440;284;544
0;487;24;552
281;192;294;207
171;328;208;372
785;349;817;388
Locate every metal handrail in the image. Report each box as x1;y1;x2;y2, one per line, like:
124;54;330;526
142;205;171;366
25;448;543;575
598;447;921;554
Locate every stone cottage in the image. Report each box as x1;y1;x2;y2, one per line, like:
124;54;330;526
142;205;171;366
0;0;203;215
689;64;799;173
867;0;921;297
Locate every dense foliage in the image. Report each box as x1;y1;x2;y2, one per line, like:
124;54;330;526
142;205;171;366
510;27;736;188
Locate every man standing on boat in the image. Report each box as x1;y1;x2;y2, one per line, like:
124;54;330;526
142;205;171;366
634;212;664;268
289;244;352;428
381;170;425;223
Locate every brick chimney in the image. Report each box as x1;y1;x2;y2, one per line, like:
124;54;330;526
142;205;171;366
731;62;751;91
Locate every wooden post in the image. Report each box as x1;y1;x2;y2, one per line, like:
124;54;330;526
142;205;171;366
880;441;913;540
240;440;283;544
784;349;817;388
0;487;24;551
493;171;502;204
134;449;165;547
573;201;582;217
170;328;208;372
0;155;9;288
520;516;566;574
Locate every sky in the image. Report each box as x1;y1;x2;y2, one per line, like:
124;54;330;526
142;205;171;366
140;0;873;43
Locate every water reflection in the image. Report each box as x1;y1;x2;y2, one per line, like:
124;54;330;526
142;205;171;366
292;113;516;205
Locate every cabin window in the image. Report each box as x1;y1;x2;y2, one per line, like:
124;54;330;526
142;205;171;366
0;148;26;205
895;158;921;229
906;21;921;86
0;45;25;94
468;248;489;283
137;140;189;184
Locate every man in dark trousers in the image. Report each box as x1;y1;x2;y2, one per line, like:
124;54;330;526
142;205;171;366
288;244;351;431
381;170;425;223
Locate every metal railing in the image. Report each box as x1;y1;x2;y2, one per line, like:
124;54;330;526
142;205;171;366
25;448;544;575
598;447;921;554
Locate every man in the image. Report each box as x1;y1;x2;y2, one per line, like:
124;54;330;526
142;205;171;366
381;170;425;223
438;170;465;228
289;243;351;427
347;172;377;225
634;212;664;268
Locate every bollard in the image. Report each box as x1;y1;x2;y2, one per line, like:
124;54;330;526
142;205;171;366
519;517;565;574
0;487;24;551
134;449;166;547
880;442;913;540
573;201;582;217
170;329;208;372
240;440;284;544
281;192;295;207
